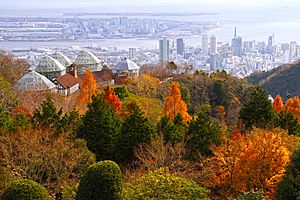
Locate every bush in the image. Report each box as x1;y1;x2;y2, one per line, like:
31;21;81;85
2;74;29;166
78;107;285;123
75;160;122;200
124;169;210;200
2;179;49;200
235;190;265;200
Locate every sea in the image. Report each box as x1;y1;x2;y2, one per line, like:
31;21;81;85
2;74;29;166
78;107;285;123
1;4;300;51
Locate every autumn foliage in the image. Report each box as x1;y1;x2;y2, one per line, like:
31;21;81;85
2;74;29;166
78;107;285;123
285;96;300;122
273;95;284;113
103;85;122;115
163;82;191;122
202;128;291;199
76;69;99;112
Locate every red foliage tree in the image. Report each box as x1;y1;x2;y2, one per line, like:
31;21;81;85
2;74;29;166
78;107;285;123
103;85;122;115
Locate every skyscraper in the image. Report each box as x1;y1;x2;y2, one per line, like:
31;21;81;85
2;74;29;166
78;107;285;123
159;38;170;63
210;53;221;71
210;35;217;54
176;38;185;55
202;33;209;55
232;27;242;57
128;48;137;60
267;34;274;54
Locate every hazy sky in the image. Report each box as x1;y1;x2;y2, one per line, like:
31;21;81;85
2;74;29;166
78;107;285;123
1;0;298;9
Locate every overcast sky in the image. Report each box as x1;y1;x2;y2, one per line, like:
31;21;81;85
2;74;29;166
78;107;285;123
1;0;298;9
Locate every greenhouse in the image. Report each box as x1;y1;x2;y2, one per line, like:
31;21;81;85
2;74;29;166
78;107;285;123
73;49;102;74
15;71;56;92
52;52;72;68
33;55;66;80
112;58;140;77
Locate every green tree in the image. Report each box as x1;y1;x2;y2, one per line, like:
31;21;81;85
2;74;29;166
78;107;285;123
185;112;222;159
2;179;49;200
123;169;210;200
277;148;300;200
239;86;276;130
157;114;187;144
76;161;122;200
77;94;122;161
115;102;155;164
276;111;300;136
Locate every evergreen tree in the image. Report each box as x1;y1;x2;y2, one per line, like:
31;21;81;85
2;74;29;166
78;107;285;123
185;112;222;160
115;102;155;164
277;148;300;200
33;96;62;130
276;110;300;136
239;86;276;130
77;94;122;161
157;114;187;144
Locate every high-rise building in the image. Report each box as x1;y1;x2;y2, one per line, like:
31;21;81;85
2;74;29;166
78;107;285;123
232;27;242;57
128;48;137;60
267;34;274;54
202;33;209;55
282;43;290;63
289;41;297;60
210;35;217;54
159;38;170;63
210;53;221;71
176;38;185;55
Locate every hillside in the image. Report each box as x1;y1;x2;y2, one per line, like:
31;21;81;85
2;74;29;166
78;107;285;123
247;61;300;100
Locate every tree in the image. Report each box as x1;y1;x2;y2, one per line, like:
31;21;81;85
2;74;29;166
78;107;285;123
202;128;290;199
273;95;284;113
115;102;155;164
103;85;122;115
76;69;98;112
76;161;122;200
163;82;191;123
285;96;300;122
277;148;300;200
77;94;122;161
239;86;276;130
0;128;95;194
2;179;49;200
185;112;222;159
123;169;210;200
276;111;300;136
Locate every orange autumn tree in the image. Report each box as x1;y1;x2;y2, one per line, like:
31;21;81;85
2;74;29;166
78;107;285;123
273;95;284;113
285;96;300;122
103;85;122;115
202;128;290;199
163;82;191;122
76;69;99;112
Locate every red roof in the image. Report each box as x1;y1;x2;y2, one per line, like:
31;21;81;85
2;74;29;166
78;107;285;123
56;73;79;89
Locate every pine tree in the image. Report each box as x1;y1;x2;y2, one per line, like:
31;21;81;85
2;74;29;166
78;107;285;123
77;94;122;161
163;82;191;122
76;69;98;112
115;102;155;164
239;86;276;130
185;112;222;160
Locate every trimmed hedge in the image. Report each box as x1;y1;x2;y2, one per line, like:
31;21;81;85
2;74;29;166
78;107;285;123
2;179;49;200
75;160;122;200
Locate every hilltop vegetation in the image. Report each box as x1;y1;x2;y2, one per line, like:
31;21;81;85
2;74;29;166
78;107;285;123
0;53;300;200
248;61;300;100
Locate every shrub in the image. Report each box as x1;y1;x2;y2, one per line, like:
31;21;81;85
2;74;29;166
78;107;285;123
236;190;265;200
2;179;49;200
75;160;122;200
124;169;210;200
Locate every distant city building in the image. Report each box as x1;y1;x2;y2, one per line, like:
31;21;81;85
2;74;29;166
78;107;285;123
128;48;137;60
202;33;209;55
159;38;170;64
267;34;274;54
289;41;297;61
282;43;290;63
210;35;217;54
210;53;221;71
232;27;243;57
176;38;185;55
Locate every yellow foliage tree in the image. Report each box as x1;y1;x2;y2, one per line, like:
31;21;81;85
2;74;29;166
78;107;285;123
272;95;284;113
202;128;291;199
163;82;191;122
285;96;300;122
76;69;99;112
